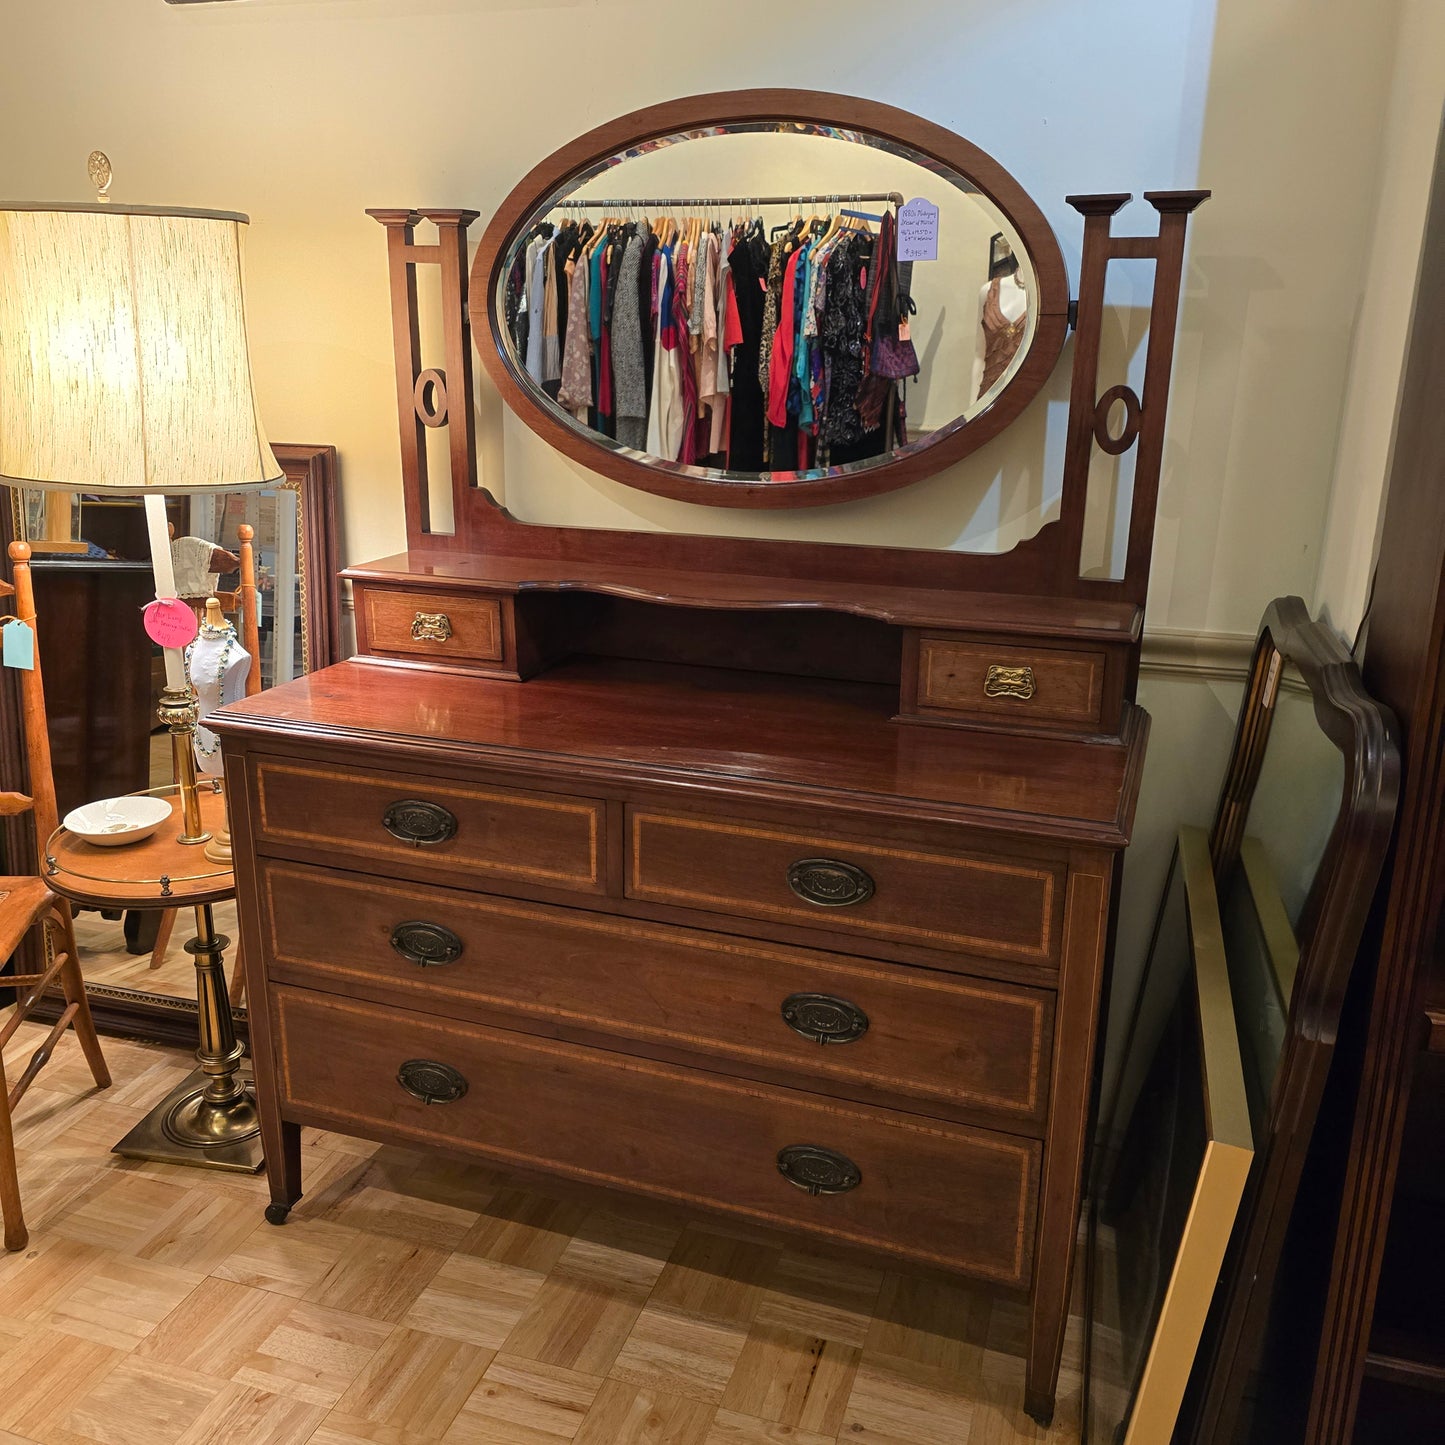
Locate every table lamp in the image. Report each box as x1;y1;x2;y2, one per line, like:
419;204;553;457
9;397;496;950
0;162;281;1171
0;180;281;836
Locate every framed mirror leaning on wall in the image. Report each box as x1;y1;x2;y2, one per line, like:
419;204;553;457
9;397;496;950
1084;827;1254;1445
0;443;343;1046
1084;597;1400;1444
184;444;343;689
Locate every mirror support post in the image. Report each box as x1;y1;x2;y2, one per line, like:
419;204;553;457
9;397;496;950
368;207;482;555
1057;194;1131;590
1061;191;1210;612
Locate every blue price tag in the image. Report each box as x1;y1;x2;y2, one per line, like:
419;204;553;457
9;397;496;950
2;620;34;671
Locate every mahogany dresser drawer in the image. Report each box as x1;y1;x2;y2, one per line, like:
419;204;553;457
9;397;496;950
257;859;1054;1126
249;757;604;894
274;985;1041;1286
627;808;1063;967
358;584;506;665
909;634;1114;734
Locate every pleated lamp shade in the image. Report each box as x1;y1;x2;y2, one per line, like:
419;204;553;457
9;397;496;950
0;203;281;494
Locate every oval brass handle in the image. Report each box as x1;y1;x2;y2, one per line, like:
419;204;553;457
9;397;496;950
984;664;1036;701
411;611;453;643
390;920;464;968
781;993;869;1045
382;799;458;847
397;1058;468;1105
787;858;875;908
777;1144;862;1196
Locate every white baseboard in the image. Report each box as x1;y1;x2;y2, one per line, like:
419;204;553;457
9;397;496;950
1139;627;1256;682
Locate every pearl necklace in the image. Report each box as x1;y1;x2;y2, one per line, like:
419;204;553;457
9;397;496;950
186;623;239;760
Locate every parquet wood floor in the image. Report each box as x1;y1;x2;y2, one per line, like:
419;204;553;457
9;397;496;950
0;1021;1083;1444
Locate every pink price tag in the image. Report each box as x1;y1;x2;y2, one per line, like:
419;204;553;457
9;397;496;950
143;597;199;649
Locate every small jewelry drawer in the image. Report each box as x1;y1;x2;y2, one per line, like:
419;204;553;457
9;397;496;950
248;757;604;895
356;582;507;665
273;984;1040;1287
256;859;1054;1127
627;807;1064;967
905;633;1122;735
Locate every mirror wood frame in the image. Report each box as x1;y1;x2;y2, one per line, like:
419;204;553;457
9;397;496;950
1179;596;1400;1444
1085;598;1400;1445
470;89;1071;509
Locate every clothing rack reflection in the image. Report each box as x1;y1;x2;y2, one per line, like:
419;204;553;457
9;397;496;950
549;191;904;211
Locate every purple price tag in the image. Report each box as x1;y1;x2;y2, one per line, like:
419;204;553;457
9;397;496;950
897;198;939;262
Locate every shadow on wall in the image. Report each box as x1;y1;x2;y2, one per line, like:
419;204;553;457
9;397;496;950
1149;0;1400;634
1099;670;1244;1117
1081;296;1151;581
1098;0;1405;1106
1153;246;1292;625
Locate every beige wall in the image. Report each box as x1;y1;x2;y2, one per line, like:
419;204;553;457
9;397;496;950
0;0;1431;1070
0;0;1402;630
1313;0;1445;638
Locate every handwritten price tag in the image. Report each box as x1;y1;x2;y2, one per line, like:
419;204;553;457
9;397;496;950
143;597;199;649
897;198;940;262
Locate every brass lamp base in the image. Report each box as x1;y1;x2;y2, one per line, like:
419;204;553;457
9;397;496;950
114;902;263;1173
113;1066;263;1173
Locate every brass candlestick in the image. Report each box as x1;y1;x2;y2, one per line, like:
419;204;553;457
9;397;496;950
113;897;263;1172
157;681;211;846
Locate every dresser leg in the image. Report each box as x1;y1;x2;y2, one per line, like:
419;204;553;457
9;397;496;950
263;1119;302;1223
1025;865;1110;1428
1024;1387;1056;1428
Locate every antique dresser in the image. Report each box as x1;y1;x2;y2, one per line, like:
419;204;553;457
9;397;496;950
214;92;1205;1423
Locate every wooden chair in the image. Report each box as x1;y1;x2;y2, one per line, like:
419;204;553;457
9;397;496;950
0;542;111;1250
149;523;262;1002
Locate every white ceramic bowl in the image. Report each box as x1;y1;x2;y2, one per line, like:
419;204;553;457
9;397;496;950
63;795;173;847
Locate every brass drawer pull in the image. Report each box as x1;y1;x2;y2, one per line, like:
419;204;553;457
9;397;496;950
411;611;453;643
390;920;463;968
984;664;1036;701
382;799;458;847
787;858;875;908
781;992;869;1045
397;1058;468;1105
777;1144;862;1196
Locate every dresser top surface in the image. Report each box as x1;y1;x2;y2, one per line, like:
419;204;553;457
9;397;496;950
214;656;1147;845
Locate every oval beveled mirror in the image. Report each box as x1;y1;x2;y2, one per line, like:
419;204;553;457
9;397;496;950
472;90;1069;508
